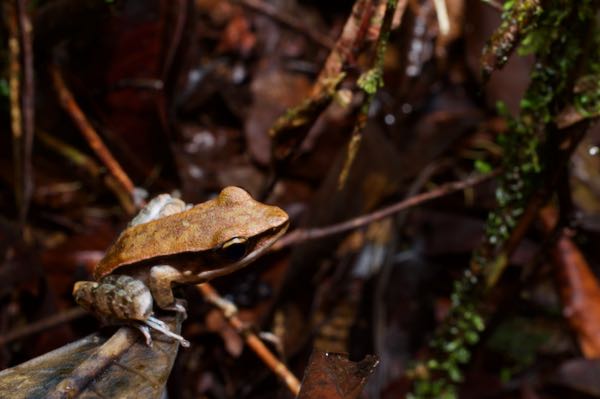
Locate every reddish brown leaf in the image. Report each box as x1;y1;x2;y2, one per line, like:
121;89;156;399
540;206;600;358
297;351;378;399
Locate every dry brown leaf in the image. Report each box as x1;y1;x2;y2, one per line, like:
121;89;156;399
0;315;183;399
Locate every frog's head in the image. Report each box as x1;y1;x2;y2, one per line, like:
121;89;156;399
193;186;289;281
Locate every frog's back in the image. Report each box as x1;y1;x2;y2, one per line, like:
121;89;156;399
94;187;288;279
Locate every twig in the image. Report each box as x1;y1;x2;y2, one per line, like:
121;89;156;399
198;284;301;396
555;74;600;129
17;0;34;225
0;308;87;347
432;0;450;35
5;3;23;218
5;0;34;226
273;171;497;250
480;0;541;79
268;0;377;166
311;0;376;97
237;0;335;50
36;130;136;214
555;105;586;129
50;65;137;201
337;0;399;189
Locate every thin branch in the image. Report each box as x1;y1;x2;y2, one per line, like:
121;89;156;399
337;0;400;189
273;171;498;250
198;284;301;396
311;0;376;97
5;0;34;226
36;130;136;214
17;0;34;225
555;105;586;129
480;0;541;79
50;65;137;204
268;0;377;165
432;0;450;35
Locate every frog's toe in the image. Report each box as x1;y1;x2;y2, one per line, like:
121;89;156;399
162;299;188;319
133;324;153;347
145;316;190;347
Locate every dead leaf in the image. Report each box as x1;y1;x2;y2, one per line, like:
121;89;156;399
540;206;600;358
0;315;183;399
297;351;378;399
245;66;311;165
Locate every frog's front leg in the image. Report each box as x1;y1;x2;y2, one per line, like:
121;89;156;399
149;265;189;317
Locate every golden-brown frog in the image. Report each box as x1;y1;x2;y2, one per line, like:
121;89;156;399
73;187;289;347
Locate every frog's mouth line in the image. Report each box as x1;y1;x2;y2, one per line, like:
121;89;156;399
194;222;289;282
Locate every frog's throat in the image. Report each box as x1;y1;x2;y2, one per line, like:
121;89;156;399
194;223;288;281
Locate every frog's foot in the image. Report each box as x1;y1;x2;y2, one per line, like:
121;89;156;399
133;324;153;347
142;316;190;347
159;298;188;320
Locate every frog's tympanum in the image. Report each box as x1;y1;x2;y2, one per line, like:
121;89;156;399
73;187;289;347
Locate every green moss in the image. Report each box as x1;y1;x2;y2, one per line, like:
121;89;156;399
409;1;598;397
481;0;542;77
574;75;600;118
357;68;383;95
483;0;593;261
474;159;493;173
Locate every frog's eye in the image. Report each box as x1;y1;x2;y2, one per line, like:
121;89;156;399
220;237;249;261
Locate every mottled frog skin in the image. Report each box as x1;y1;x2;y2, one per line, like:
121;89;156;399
73;187;289;346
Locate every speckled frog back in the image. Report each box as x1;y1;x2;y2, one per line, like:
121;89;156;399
94;187;289;279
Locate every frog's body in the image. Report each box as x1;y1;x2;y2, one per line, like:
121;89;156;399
73;187;289;346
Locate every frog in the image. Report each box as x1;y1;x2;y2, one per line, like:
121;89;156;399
73;187;289;347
